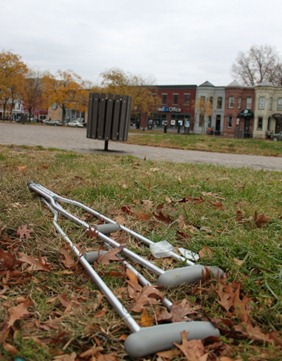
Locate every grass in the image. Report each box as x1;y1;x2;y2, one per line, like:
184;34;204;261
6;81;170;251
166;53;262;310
127;130;282;157
0;144;281;360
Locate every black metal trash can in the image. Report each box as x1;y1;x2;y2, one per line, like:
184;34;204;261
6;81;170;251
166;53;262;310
87;93;132;150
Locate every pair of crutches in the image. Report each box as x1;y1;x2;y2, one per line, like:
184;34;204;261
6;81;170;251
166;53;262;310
28;181;223;358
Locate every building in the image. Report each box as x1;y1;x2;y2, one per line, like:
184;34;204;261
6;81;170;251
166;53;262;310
194;81;225;135
141;85;197;130
253;81;282;138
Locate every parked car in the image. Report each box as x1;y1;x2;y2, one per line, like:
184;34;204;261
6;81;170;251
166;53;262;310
66;120;84;128
43;119;62;126
270;131;282;141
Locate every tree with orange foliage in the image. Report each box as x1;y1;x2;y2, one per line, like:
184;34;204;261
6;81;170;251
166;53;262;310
0;51;28;119
41;70;92;122
100;68;161;119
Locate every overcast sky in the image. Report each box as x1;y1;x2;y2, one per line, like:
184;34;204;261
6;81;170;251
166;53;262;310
1;0;282;87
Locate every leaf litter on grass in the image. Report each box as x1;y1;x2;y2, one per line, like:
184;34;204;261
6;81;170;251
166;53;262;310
0;144;281;360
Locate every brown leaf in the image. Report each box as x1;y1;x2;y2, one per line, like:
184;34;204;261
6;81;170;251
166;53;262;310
131;285;163;312
17;165;27;172
176;196;204;204
18;253;52;272
174;331;208;361
59;246;76;269
3;342;18;355
97;353;119;361
16;225;34;240
154;211;173;224
0;249;18;271
79;346;104;358
97;247;123;265
140;309;154;327
8;298;33;327
254;212;271;228
53;352;76;361
199;246;213;259
86;226;98;238
169;299;199;322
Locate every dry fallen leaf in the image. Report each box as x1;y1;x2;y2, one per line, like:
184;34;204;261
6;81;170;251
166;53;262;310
8;298;33;327
174;331;208;361
18;253;52;272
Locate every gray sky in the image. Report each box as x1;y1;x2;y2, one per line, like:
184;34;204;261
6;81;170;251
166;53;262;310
1;0;282;86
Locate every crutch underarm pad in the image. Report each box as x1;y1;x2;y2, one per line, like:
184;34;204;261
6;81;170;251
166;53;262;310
157;265;225;288
95;223;121;234
124;320;219;358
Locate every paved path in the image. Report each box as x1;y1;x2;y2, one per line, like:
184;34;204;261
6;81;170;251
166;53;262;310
0;122;281;171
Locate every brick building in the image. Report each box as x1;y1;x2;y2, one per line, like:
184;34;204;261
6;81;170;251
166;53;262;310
141;85;197;130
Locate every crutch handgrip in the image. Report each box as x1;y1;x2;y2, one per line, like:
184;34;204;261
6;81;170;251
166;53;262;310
94;223;121;234
158;265;224;288
124;320;220;358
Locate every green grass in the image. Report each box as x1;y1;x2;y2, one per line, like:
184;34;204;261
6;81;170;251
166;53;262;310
127;130;282;156
0;144;281;360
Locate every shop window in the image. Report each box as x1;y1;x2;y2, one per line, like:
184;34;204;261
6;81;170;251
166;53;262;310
246;97;252;109
277;98;282;111
259;97;265;110
217;97;222;109
227;116;232;128
173;94;179;104
257;116;263;130
228;97;234;108
161;94;167;104
184;94;190;105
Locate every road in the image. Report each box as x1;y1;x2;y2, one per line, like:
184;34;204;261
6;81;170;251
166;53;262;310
0;122;281;171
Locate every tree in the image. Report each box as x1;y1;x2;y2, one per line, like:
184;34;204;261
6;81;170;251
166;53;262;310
100;68;161;117
0;51;28;119
42;70;90;122
231;45;282;86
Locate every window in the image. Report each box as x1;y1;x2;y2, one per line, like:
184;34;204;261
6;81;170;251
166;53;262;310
161;94;167;104
217;97;223;109
277;98;282;111
199;114;204;127
173;94;179;104
268;97;273;110
227;116;232;128
184;94;190;105
257;116;263;130
246;97;252;109
237;97;242;109
228;97;234;108
209;97;213;107
259;97;265;110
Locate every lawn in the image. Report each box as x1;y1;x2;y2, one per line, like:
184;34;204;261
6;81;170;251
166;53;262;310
127;130;282;157
0;144;281;361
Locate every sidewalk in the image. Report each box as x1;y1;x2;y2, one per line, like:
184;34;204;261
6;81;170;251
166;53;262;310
0;122;281;171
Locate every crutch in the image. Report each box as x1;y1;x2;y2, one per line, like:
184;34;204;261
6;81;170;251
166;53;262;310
28;181;224;288
33;189;220;358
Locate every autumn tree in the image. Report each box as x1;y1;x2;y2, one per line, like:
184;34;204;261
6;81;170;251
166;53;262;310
42;70;91;122
100;68;161;118
0;50;28;119
231;44;282;86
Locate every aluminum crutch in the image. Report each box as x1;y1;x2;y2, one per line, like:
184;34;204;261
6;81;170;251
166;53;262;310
28;181;224;288
38;196;220;358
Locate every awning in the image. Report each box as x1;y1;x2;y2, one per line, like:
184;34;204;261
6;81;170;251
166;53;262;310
237;109;254;118
271;113;282;120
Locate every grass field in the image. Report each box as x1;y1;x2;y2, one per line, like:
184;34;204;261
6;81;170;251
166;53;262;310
0;144;281;361
127;130;282;157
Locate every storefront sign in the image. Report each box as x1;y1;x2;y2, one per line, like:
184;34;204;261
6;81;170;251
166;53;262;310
158;106;182;113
